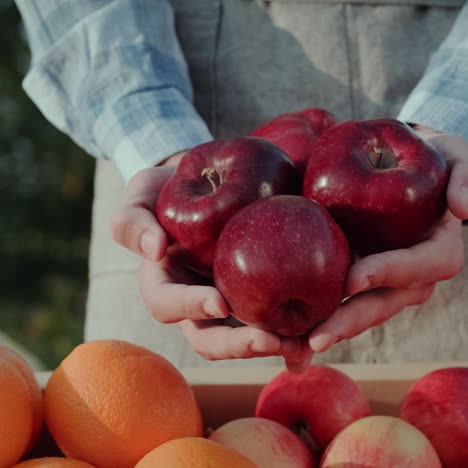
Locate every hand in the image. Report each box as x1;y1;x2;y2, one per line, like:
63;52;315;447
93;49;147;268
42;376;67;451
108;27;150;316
138;252;312;370
308;127;467;353
142;260;312;372
110;151;186;262
111;152;311;371
413;125;468;221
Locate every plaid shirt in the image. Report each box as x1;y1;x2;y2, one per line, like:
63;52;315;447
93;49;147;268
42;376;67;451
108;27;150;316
398;2;468;139
15;0;468;183
15;0;213;182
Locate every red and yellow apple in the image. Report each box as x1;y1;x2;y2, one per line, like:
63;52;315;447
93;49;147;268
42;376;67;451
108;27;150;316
209;417;315;468
320;415;441;468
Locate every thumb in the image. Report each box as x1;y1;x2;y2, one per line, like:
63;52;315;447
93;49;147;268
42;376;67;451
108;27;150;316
425;133;468;220
447;160;468;221
280;337;314;374
111;207;168;261
111;166;174;261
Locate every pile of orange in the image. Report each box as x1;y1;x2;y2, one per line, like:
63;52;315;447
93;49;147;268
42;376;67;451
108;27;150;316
0;339;256;468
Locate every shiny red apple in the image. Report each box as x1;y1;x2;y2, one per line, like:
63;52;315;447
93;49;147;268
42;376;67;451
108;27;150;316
303;118;449;256
213;195;351;336
255;365;371;456
156;137;299;273
400;367;468;468
250;108;338;175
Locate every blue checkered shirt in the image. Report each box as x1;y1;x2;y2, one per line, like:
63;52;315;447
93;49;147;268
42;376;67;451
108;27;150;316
15;0;468;183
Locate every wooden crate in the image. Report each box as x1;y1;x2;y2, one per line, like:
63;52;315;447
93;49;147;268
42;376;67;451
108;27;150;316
29;361;466;459
35;361;465;429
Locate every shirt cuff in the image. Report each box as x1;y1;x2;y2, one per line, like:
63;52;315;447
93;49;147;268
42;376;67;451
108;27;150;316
93;87;213;183
398;91;468;141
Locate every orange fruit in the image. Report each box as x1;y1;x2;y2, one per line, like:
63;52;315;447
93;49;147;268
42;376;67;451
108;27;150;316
135;437;258;467
44;339;203;468
0;346;44;452
13;457;95;467
0;357;34;467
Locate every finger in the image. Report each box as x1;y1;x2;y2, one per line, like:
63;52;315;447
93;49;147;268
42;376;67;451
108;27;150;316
447;161;468;220
346;212;464;295
111;166;174;261
425;133;468;220
139;258;229;323
281;337;314;374
309;284;436;353
178;320;283;360
111;206;168;261
144;284;230;323
285;358;313;374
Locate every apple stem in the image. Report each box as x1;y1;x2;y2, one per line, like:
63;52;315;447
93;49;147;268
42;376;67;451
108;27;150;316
201;167;221;192
373;147;383;168
297;425;321;461
370;146;397;169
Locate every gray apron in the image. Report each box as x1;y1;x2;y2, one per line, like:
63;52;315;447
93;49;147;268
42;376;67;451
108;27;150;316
85;0;467;368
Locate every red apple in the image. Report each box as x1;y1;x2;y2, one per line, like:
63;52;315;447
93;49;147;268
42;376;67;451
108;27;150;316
320;415;442;468
209;417;316;468
156;137;299;272
213;195;351;336
303;118;449;256
250;108;338;175
255;365;371;455
400;367;468;468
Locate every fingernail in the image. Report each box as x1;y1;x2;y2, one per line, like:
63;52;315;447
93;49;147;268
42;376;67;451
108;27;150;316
354;275;372;294
203;297;223;318
141;231;158;259
250;338;280;353
309;334;338;353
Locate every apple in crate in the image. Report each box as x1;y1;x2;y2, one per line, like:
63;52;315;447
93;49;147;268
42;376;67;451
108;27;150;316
320;415;442;468
255;365;371;455
250;107;338;175
209;417;315;468
213;195;351;336
303;118;448;256
400;367;468;468
156;137;299;273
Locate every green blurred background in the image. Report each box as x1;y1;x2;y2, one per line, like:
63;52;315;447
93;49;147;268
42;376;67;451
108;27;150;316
1;2;95;369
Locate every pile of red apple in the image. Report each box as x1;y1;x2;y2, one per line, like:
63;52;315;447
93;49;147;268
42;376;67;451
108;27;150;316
156;107;449;337
208;364;468;467
155;109;465;465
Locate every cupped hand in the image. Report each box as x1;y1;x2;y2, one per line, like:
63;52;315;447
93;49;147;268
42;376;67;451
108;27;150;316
309;128;467;353
136;243;312;371
139;255;312;371
110;152;311;371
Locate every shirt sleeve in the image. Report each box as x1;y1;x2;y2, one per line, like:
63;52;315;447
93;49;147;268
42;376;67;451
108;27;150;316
15;0;213;183
398;3;468;140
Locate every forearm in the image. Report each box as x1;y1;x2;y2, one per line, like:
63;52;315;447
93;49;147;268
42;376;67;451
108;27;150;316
15;0;212;182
